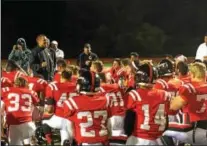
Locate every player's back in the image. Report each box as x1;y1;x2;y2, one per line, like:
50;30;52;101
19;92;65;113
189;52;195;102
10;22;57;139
167;78;183;96
129;88;170;140
101;83;125;116
2;71;25;84
46;82;76;117
1;87;39;125
180;82;207;122
64;93;110;144
22;76;47;92
1;77;12;88
154;78;183;97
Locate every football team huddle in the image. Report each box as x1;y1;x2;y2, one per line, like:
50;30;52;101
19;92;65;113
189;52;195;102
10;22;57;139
1;54;207;146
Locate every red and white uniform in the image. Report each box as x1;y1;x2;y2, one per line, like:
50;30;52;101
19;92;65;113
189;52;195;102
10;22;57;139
101;83;127;144
63;92;111;145
22;76;48;92
154;78;193;130
53;72;61;82
42;82;76;145
126;74;135;88
53;72;78;83
124;88;170;145
177;74;191;83
106;67;126;83
1;87;39;145
2;71;25;84
154;78;183;96
179;82;207;122
1;77;12;88
164;82;207;145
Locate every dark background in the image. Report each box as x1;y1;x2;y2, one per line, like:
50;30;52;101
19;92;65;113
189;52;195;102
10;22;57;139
2;0;207;59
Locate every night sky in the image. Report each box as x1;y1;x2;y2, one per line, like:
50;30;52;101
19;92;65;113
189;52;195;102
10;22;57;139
2;0;207;59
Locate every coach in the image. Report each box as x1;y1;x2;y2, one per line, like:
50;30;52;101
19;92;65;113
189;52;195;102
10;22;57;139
77;43;98;70
195;33;207;61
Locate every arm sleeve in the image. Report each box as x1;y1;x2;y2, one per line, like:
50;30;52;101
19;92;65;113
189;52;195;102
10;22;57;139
79;54;86;68
195;45;203;60
30;49;41;72
60;50;64;58
8;49;20;60
45;85;53;98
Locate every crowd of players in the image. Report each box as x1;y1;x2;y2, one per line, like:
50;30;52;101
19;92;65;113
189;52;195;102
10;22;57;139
1;51;207;146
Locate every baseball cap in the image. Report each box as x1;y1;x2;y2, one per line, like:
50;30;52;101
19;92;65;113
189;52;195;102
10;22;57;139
51;40;58;45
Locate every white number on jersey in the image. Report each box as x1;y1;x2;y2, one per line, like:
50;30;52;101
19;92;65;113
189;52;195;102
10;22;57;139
57;93;78;107
196;94;207;113
8;93;32;112
141;104;166;131
77;110;108;137
28;83;34;90
106;91;124;107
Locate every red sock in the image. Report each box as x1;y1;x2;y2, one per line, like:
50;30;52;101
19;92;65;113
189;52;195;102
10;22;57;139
45;133;52;144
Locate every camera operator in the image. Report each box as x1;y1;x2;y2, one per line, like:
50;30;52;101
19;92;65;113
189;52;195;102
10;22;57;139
77;43;98;70
8;38;31;73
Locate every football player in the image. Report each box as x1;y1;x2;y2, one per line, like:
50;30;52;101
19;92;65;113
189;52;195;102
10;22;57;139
41;69;76;145
2;60;26;84
175;61;191;83
68;65;79;83
101;81;127;145
106;58;126;84
124;63;171;145
53;58;67;82
170;62;207;145
1;77;39;145
63;70;113;145
1;77;12;88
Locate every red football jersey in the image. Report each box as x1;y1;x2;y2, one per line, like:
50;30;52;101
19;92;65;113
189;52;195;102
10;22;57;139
2;71;25;84
126;74;135;88
71;76;78;83
63;92;110;144
22;76;48;92
107;67;126;83
53;72;77;84
45;82;76;118
53;72;61;82
179;82;207;122
1;77;12;88
124;88;170;140
101;83;125;116
177;75;191;83
1;87;39;125
154;78;183;97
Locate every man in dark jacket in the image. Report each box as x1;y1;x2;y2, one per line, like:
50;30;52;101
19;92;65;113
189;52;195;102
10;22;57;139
77;43;98;70
8;38;31;73
29;34;55;81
